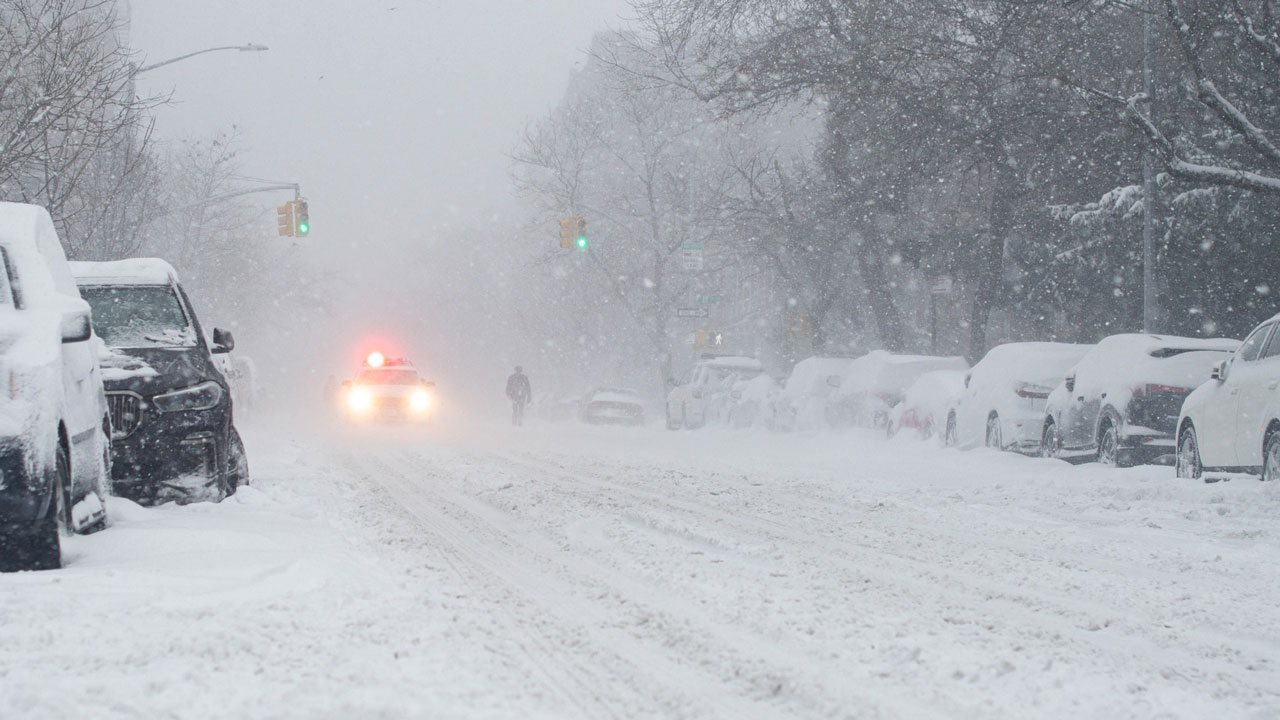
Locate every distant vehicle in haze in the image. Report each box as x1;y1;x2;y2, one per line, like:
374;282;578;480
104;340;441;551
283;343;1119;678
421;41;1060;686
341;351;436;424
0;203;111;572
1176;315;1280;482
828;351;969;430
72;258;247;505
666;355;764;430
1041;334;1239;466
945;342;1092;454
578;388;645;426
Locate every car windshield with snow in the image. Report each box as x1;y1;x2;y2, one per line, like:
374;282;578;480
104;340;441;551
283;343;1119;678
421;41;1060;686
71;259;247;505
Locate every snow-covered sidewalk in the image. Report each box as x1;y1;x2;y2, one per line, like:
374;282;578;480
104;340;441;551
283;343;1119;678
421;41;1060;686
3;421;1279;719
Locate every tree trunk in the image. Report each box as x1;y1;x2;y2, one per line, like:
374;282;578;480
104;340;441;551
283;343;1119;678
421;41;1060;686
967;161;1018;361
853;229;906;352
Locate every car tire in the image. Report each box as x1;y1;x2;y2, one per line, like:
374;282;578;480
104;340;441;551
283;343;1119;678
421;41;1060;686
944;413;958;448
1097;417;1123;466
665;406;680;431
1263;426;1280;482
21;443;70;572
226;427;249;492
1041;421;1061;460
985;414;1003;451
1176;425;1203;481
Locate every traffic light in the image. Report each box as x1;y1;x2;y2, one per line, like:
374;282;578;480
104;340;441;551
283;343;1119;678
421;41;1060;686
276;202;294;236
573;216;588;250
294;199;310;236
559;218;574;249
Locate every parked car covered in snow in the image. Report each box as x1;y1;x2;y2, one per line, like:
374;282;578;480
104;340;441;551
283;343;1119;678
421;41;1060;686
1176;314;1280;481
71;259;247;504
772;357;854;432
945;342;1091;453
0;203;111;572
579;387;645;426
666;355;764;429
1041;334;1239;466
829;351;969;429
727;373;780;429
888;369;968;440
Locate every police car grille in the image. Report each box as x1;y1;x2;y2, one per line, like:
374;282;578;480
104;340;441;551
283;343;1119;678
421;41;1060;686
107;392;144;439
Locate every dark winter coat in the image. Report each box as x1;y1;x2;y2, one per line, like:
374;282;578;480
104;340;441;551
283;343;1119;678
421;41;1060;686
506;372;531;403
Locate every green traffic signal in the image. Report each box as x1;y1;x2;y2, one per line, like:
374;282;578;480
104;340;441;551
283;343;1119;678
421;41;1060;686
576;235;587;250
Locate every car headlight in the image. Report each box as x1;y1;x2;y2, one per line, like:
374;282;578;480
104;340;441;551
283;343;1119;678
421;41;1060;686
348;386;373;413
152;381;224;413
410;388;432;413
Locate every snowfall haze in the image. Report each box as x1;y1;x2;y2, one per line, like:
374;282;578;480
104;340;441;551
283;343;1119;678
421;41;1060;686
3;1;1280;719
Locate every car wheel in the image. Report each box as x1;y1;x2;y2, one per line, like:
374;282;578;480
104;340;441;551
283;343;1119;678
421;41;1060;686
665;405;680;430
23;443;70;571
226;427;249;492
1041;421;1061;460
944;413;958;448
1263;426;1280;482
1096;418;1121;466
985;414;1003;450
1176;425;1203;480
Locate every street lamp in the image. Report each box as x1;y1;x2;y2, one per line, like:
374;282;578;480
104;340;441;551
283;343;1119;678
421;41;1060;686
137;44;269;73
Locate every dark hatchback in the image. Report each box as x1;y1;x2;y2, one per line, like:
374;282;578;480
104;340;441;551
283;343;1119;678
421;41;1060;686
70;259;247;504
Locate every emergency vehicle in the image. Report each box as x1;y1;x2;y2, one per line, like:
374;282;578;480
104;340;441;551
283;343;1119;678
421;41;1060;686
342;351;436;423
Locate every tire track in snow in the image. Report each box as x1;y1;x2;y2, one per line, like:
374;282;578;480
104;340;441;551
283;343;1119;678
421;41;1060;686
476;447;1280;711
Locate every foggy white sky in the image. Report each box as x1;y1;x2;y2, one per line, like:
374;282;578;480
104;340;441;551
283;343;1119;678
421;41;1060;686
127;1;633;409
130;0;631;239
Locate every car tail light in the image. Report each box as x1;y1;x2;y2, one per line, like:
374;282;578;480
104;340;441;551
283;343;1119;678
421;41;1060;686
1135;383;1188;395
1014;382;1052;399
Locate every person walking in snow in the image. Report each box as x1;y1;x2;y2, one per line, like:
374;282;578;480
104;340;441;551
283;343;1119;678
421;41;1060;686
506;365;532;426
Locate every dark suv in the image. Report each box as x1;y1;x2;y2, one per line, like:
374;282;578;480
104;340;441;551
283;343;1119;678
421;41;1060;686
70;259;247;504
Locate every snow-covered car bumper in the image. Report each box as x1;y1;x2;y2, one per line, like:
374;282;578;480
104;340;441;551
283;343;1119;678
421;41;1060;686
0;440;49;534
109;407;230;504
1003;411;1047;453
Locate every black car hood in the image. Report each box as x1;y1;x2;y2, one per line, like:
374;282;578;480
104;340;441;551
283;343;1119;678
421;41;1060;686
101;346;221;397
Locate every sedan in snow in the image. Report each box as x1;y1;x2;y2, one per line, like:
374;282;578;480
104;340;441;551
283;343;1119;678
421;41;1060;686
1176;314;1280;482
944;342;1092;453
1041;334;1238;466
828;351;969;430
666;356;764;430
888;369;968;441
579;388;645;426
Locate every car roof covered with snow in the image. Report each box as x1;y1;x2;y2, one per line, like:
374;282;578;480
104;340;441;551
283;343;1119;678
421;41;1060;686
69;258;180;286
836;350;969;397
781;357;854;399
0;202;81;304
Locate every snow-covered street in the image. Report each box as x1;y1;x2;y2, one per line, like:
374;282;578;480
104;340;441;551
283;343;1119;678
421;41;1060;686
4;421;1279;719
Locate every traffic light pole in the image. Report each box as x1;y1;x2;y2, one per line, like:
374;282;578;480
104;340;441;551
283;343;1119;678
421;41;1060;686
177;183;301;210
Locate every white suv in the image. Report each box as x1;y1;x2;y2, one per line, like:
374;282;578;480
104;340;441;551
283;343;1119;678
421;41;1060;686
1176;314;1280;481
0;203;111;572
666;356;764;429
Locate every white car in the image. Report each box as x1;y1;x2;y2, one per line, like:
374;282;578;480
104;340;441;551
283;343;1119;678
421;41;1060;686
772;357;855;432
0;203;111;571
945;342;1092;453
888;369;968;440
666;356;764;429
1176;314;1280;481
342;353;436;424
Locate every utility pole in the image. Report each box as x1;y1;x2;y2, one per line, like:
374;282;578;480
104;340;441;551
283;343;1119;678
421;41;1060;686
1142;0;1160;333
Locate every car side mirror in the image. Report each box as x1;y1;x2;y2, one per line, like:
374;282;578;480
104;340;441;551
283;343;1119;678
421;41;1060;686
60;308;92;344
1064;374;1076;393
1210;359;1228;382
211;328;235;354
